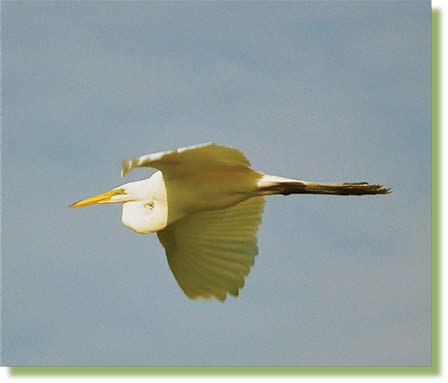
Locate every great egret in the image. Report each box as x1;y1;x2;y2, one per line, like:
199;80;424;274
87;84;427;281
70;142;390;301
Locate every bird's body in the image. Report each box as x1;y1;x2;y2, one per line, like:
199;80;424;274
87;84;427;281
119;167;259;233
70;142;390;301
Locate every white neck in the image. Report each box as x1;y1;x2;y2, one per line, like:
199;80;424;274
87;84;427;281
120;171;168;234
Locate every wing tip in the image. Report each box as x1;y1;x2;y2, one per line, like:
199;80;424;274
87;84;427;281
187;292;227;302
186;287;248;302
121;159;132;178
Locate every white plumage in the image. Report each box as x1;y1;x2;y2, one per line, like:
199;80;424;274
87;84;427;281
70;142;389;301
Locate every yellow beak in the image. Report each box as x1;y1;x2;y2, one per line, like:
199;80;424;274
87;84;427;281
69;188;126;208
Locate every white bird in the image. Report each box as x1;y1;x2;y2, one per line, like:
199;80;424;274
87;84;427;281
70;142;390;301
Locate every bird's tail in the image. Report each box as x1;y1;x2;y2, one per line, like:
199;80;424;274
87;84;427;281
257;174;390;196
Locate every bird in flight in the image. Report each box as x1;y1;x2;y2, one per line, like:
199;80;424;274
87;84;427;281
70;142;390;301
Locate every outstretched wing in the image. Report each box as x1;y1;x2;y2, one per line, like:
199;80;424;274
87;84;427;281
121;142;251;178
157;196;265;301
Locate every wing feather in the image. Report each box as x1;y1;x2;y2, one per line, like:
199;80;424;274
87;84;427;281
157;196;265;301
121;142;251;178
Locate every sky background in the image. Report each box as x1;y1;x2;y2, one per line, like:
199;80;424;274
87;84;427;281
2;1;430;366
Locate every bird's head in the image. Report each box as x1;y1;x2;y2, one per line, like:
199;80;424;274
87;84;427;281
69;178;154;209
69;173;168;234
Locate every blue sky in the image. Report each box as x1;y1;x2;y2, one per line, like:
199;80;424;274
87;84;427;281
2;1;430;366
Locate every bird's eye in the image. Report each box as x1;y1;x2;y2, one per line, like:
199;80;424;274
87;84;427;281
145;202;155;211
